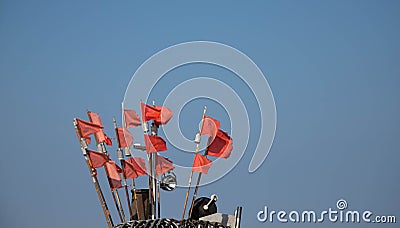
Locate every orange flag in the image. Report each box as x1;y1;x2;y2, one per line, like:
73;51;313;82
88;150;110;168
200;116;220;138
207;129;233;158
105;160;123;190
76;118;102;139
116;127;134;148
155;155;174;175
192;154;212;174
144;134;167;153
124;157;147;179
140;102;173;125
124;109;141;128
88;111;113;146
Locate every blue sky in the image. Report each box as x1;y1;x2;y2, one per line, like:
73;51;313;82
0;0;399;227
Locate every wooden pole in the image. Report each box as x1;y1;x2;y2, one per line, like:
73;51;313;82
188;147;209;218
181;106;207;220
87;111;126;223
113;117;133;219
73;119;114;228
122;102;141;220
111;190;125;223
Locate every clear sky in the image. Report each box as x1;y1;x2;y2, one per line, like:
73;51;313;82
0;0;399;227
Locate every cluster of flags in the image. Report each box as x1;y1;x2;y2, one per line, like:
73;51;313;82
191;116;233;174
75;102;175;192
74;102;234;224
75;105;233;188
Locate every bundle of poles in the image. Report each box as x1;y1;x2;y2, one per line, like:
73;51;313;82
73;102;232;227
72;102;170;227
73;108;134;227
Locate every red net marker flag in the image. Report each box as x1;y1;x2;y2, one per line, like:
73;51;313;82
88;111;113;146
97;132;113;146
87;111;104;127
155;155;174;175
76;118;102;139
88;150;110;168
144;134;167;154
116;127;134;148
207;129;233;159
105;160;123;190
124;109;141;128
155;106;173;125
192;154;212;174
140;102;173;125
200;116;220;138
124;157;147;179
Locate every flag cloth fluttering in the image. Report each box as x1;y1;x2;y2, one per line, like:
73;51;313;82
192;153;212;174
116;127;134;148
88;150;110;168
155;155;174;175
207;129;233;158
144;134;167;154
124;157;147;179
105;160;123;190
124;109;141;128
140;102;173;125
200;116;220;138
88;111;112;146
87;111;103;127
76;118;102;139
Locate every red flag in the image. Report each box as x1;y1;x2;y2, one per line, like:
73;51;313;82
200;116;220;138
105;160;123;190
207;129;233;158
192;154;212;174
155;155;174;175
96;131;113;146
116;127;134;148
88;111;103;127
124;109;141;128
124;157;147;179
76;118;102;138
144;134;167;153
88;150;110;168
141;102;173;125
88;111;113;146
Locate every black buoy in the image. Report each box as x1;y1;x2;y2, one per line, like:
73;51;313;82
190;196;217;220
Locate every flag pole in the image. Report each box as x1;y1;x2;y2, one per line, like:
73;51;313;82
188;145;209;218
150;121;161;219
140;101;155;219
181;106;207;220
113;117;133;219
151;100;159;219
73;119;114;228
122;102;141;220
87;111;126;223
